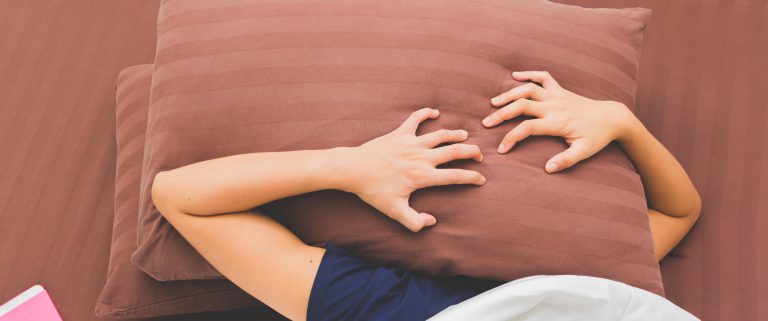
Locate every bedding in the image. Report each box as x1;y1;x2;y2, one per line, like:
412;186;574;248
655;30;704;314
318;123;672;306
132;0;664;295
429;275;699;321
0;0;766;321
95;64;260;318
555;1;768;319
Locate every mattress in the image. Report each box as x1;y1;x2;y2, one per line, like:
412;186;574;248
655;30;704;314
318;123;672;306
0;0;764;320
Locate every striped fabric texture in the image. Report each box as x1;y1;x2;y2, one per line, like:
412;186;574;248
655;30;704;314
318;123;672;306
132;0;664;295
96;64;260;318
558;1;768;320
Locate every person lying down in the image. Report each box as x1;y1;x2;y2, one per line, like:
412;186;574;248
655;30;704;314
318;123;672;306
151;71;702;321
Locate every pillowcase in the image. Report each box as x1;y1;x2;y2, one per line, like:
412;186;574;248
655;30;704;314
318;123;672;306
95;64;263;318
133;0;663;295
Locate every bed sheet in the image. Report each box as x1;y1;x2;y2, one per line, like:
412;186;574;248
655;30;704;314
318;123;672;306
0;0;765;320
430;275;698;321
0;0;284;320
557;1;768;320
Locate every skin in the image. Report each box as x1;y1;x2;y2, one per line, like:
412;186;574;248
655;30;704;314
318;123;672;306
152;71;701;321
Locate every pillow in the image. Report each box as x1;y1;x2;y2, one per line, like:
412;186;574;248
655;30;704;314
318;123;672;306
95;64;264;318
133;0;663;295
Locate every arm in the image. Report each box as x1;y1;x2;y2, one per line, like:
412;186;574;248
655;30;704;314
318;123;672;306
151;108;485;321
153;108;485;230
483;71;701;261
616;121;701;260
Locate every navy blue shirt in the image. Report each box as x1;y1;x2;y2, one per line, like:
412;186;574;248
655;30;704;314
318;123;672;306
307;243;499;321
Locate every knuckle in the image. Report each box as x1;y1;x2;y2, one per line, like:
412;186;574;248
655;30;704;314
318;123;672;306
521;120;535;132
523;83;537;91
404;167;427;182
448;144;463;157
504;131;518;143
447;170;463;182
437;129;452;140
497;107;512;118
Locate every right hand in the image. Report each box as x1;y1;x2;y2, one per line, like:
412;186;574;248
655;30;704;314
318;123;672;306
342;108;485;232
484;71;638;173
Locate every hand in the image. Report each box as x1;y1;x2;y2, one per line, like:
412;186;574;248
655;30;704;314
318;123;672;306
343;108;485;232
482;71;639;173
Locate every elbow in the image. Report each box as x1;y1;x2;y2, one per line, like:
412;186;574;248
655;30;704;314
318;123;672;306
151;171;177;218
687;189;702;222
692;194;702;219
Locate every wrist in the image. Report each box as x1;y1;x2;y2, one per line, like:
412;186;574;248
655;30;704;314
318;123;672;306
616;114;649;150
320;146;359;193
612;104;645;145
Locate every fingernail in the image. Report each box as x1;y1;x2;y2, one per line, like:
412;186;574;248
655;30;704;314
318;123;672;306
512;71;520;77
482;116;492;126
478;153;484;162
480;176;487;184
490;96;500;105
460;130;468;138
497;143;506;154
545;162;559;173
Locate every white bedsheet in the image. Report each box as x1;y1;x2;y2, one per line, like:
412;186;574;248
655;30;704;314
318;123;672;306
429;275;699;321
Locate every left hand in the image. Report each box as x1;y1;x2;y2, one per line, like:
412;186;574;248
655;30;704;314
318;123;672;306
482;71;638;173
343;108;485;232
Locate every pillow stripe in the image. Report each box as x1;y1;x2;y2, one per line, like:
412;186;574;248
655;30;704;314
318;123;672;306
97;64;263;318
135;0;663;297
155;8;639;81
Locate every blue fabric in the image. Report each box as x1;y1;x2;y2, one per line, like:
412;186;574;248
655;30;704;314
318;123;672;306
307;243;500;321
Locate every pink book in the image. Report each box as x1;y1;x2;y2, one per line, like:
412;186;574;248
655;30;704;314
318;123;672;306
0;285;62;321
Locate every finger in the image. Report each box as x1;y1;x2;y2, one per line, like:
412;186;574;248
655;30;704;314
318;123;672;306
424;168;486;187
512;71;560;89
498;119;562;153
482;98;543;128
429;143;483;165
490;83;548;107
417;129;468;148
545;140;597;173
391;200;437;232
397;107;439;134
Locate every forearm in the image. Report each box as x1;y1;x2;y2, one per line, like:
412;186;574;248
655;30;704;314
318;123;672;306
617;118;701;260
617;121;701;218
483;70;701;260
152;148;353;216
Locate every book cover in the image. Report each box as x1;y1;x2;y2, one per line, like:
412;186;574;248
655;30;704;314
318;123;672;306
0;285;62;321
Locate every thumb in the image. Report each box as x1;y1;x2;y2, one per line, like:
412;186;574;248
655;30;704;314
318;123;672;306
545;140;594;173
391;200;437;232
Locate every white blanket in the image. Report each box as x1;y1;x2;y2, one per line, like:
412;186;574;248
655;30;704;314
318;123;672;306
429;275;699;321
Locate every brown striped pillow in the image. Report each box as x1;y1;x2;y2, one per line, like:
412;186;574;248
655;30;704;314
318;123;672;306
133;0;664;295
96;64;264;318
